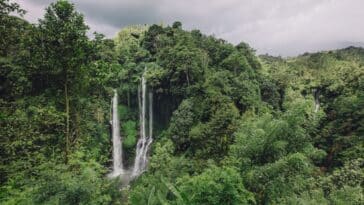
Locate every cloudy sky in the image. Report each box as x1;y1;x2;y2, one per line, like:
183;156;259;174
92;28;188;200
16;0;364;56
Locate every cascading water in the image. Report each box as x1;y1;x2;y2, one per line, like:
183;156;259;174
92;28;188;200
313;89;320;113
131;71;153;178
108;89;124;178
107;71;153;182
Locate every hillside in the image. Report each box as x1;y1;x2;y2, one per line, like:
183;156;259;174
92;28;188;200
0;1;363;204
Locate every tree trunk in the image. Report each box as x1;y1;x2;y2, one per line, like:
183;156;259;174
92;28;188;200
65;81;70;164
186;68;190;86
127;89;131;107
75;111;80;144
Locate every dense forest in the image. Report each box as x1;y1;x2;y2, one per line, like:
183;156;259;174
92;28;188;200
0;0;363;204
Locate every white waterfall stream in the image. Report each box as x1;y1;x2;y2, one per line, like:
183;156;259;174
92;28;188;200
108;89;124;178
314;89;320;113
132;72;153;178
108;70;153;181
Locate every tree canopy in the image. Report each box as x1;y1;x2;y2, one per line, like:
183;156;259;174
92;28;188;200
1;1;363;204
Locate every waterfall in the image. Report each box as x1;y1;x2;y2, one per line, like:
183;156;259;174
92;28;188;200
148;92;153;141
108;89;124;178
132;71;153;178
313;89;320;113
107;70;153;181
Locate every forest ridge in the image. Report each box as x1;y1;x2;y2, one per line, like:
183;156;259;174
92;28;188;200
1;0;363;204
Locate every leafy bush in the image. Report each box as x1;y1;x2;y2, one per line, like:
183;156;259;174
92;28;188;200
123;120;137;148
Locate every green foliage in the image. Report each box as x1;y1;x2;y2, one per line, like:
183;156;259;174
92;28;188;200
130;140;192;205
329;186;363;205
156;44;208;95
0;0;26;57
261;48;364;169
103;23;364;205
168;99;195;151
0;1;121;203
1;0;363;204
0;99;64;184
122;120;137;148
2;159;122;205
221;51;252;74
177;166;255;205
115;25;149;64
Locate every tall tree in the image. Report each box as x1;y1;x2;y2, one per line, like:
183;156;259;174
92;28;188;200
0;0;26;56
37;0;91;162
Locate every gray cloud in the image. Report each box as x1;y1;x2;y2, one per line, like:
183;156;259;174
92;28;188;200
16;0;364;56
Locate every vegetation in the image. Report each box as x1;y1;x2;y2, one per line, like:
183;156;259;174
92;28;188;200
0;0;363;204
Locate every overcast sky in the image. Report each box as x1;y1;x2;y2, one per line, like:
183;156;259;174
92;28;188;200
16;0;364;56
